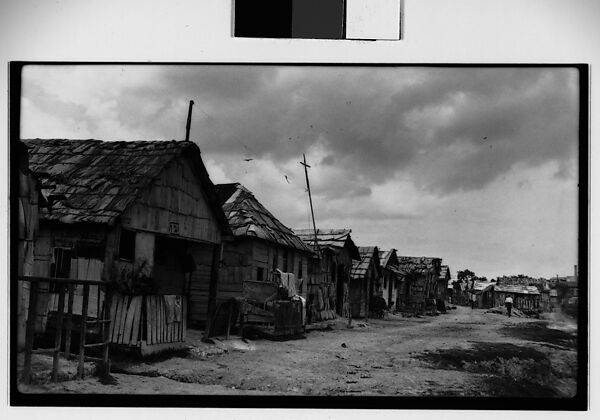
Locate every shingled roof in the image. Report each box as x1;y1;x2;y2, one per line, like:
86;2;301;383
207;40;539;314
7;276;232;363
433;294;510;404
22;139;229;229
396;256;442;275
293;228;360;259
378;249;399;269
214;183;313;253
351;246;380;280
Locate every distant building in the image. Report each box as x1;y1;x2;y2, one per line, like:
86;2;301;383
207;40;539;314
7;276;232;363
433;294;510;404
350;247;381;318
435;265;451;306
378;249;400;308
493;284;541;312
468;280;495;309
395;256;442;314
294;228;360;322
214;183;315;309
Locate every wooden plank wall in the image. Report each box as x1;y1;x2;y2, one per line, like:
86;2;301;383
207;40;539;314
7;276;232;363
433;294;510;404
217;239;253;307
109;294;186;346
187;242;215;323
122;158;221;244
218;239;311;305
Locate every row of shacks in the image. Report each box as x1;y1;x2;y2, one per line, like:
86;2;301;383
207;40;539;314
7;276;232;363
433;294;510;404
15;139;452;367
449;271;579;315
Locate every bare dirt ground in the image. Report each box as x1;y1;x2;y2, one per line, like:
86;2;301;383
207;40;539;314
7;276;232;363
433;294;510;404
18;306;578;397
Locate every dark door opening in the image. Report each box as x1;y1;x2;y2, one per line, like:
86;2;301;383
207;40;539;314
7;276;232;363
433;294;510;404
153;235;188;295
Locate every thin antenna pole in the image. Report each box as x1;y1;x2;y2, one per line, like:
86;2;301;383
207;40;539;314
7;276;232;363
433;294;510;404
185;100;195;141
300;154;319;253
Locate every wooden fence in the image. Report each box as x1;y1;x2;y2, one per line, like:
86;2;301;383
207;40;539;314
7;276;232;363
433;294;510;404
109;293;187;355
19;276;111;384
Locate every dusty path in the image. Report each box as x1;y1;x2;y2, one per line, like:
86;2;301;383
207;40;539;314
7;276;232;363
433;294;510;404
19;306;578;397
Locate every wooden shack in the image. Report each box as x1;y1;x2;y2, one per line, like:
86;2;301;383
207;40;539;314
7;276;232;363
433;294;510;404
493;284;541;313
468;280;495;309
435;265;451;305
395;256;442;314
23;139;231;354
350;246;381;319
294;228;360;322
378;249;400;308
213;183;315;309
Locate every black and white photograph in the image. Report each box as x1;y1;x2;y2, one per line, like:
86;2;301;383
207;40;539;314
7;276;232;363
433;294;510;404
10;63;586;406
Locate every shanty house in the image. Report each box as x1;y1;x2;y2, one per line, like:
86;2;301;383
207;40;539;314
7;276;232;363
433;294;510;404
435;265;451;304
213;183;315;310
468;280;495;309
395;256;442;314
350;247;381;318
378;249;400;308
493;284;541;312
294;228;360;322
23;139;230;354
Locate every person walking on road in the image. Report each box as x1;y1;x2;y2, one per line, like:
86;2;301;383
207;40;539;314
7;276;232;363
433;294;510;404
470;293;477;309
504;295;513;317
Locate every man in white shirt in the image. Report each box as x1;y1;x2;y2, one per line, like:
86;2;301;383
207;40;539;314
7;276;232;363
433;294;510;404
504;295;513;317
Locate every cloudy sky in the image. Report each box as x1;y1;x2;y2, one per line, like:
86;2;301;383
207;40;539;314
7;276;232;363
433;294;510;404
20;65;579;279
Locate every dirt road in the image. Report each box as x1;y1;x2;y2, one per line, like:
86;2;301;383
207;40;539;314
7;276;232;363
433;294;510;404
19;306;578;397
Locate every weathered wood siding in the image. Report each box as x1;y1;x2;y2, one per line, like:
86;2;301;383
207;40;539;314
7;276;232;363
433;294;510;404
217;238;310;311
187;241;216;323
494;291;540;311
121;157;221;245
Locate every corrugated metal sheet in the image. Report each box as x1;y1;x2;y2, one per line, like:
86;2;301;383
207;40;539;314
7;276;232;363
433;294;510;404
214;183;313;253
23;139;228;228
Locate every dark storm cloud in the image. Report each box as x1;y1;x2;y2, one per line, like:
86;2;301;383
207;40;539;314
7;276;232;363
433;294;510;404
28;65;579;199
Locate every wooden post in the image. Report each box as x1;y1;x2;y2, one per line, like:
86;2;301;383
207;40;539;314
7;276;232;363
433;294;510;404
64;284;75;357
101;285;112;376
21;281;38;384
203;243;221;341
77;284;89;379
185;100;194;141
300;154;319;254
51;285;66;382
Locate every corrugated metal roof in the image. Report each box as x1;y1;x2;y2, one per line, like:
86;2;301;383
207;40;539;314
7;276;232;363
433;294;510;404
293;228;360;259
214;183;313;253
23;139;230;229
494;284;540;295
351;246;379;280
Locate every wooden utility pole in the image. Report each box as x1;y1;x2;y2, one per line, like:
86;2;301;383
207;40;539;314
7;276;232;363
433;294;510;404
185;100;194;141
300;154;319;252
